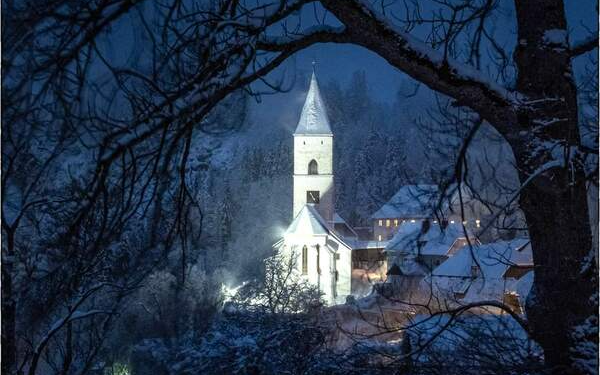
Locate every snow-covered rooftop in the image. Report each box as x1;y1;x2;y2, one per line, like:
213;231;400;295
332;213;347;224
371;184;444;219
431;238;532;279
428;239;534;304
352;240;389;249
285;204;329;236
385;221;472;257
294;72;332;136
285;205;354;251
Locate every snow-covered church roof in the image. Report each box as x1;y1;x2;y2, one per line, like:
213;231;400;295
284;205;355;252
294;72;332;136
285;204;329;236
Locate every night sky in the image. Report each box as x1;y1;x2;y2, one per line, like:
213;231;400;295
259;0;597;104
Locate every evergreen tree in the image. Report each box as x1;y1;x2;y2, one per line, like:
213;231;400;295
219;184;234;262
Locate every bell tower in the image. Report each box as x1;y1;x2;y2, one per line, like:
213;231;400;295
292;71;334;224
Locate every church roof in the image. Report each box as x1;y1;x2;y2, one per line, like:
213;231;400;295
294;72;332;136
285;204;329;236
285;205;354;251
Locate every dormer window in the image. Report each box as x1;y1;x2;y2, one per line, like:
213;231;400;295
308;159;318;175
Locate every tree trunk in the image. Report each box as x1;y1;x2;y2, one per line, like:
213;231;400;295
512;0;598;373
2;229;16;375
519;168;598;374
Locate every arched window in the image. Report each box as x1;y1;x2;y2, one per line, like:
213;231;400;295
302;245;308;275
308;159;318;175
316;244;321;275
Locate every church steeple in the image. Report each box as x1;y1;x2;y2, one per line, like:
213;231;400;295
292;71;335;223
294;72;332;135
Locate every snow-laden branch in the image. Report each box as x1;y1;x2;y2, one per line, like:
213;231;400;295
570;34;599;57
257;25;348;50
27;284;113;375
317;0;522;133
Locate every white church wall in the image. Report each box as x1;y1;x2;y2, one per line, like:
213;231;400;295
292;175;335;222
293;135;333;175
335;244;352;304
282;233;352;305
293;134;335;222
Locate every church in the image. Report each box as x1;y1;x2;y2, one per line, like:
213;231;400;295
276;71;489;305
275;71;354;305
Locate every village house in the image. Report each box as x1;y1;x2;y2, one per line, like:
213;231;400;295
427;239;534;313
385;221;478;273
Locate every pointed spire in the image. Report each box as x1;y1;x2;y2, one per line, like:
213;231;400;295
294;71;332;135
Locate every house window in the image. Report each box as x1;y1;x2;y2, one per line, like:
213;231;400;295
308;159;318;175
394;219;399;226
386;219;391;227
378;219;383;226
302;246;308;275
476;219;481;228
378;234;382;241
307;190;320;204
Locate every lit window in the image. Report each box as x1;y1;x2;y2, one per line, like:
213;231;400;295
394;219;399;226
302;246;308;275
462;221;467;225
410;219;416;223
450;220;455;224
379;219;383;226
386;219;391;227
378;235;382;241
476;219;481;228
